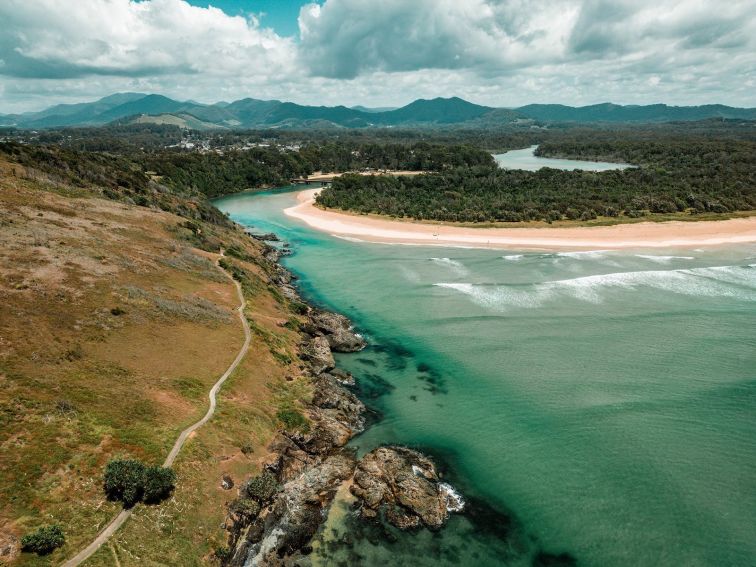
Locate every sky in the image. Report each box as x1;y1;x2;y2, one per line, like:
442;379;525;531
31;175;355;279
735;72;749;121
1;0;755;113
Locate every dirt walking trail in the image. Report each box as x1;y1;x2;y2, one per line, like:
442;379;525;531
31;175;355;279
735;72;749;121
61;254;251;566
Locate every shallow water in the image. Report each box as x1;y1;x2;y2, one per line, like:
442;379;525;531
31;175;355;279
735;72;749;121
494;145;631;171
215;188;756;567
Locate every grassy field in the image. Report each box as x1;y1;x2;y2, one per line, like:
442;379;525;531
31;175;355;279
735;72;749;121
0;160;310;565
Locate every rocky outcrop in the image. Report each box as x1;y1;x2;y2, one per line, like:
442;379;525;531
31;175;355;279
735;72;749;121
300;336;334;375
351;446;464;530
229;453;356;567
224;232;463;566
245;231;280;242
307;309;366;353
311;373;365;432
225;320;363;565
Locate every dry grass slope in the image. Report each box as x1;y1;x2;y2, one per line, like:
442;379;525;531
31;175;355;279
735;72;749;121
0;160;311;565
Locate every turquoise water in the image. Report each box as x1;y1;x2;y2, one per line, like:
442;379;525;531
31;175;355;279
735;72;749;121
494;145;631;171
215;188;756;567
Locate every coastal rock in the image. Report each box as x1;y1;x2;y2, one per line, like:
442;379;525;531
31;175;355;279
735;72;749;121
310;309;366;353
350;446;463;530
330;368;355;386
221;474;235;490
247;232;280;242
312;373;365;433
264;433;319;483
232;452;356;566
286;408;353;455
279;284;299;301
300;336;334;374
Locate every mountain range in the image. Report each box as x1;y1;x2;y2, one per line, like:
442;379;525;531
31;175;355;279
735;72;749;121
1;93;754;130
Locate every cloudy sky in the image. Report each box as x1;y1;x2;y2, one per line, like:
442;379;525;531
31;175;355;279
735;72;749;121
1;0;755;113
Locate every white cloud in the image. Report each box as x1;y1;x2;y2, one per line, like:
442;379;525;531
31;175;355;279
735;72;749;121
0;0;754;113
298;0;581;78
0;0;296;79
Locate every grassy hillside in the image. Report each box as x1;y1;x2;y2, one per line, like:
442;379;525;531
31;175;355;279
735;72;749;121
0;154;311;564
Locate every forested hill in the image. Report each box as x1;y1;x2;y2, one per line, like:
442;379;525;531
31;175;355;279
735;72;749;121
316;136;756;224
516;103;756;123
0;139;494;200
2;92;754;129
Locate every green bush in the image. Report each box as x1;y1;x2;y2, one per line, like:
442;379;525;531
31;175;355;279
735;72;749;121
244;471;278;503
142;465;177;503
21;524;65;555
229;497;261;520
104;459;175;507
104;459;146;507
276;408;309;432
214;545;232;562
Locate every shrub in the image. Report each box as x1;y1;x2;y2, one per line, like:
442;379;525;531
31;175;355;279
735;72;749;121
104;459;175;507
142;465;177;503
244;471;278;503
21;525;65;555
229;497;261;520
104;459;145;506
214;546;232;562
276;408;309;432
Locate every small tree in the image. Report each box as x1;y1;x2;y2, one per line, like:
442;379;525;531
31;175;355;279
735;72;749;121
142;465;176;503
104;459;176;506
104;459;145;507
244;471;278;503
21;525;65;555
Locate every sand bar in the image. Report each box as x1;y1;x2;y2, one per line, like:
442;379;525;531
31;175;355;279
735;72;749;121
284;189;756;250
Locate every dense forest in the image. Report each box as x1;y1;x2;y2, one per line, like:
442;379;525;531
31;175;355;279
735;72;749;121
316;136;756;223
3;121;755;222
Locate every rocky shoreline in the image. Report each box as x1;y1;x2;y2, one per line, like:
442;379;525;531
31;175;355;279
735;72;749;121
222;239;464;566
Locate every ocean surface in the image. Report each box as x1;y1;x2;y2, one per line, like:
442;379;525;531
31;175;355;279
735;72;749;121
494;145;631;171
214;185;756;566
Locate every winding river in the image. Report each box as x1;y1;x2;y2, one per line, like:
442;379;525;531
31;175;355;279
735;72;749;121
494;145;632;171
214;171;755;566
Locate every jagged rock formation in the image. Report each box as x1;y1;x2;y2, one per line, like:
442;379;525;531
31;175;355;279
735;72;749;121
223;252;461;566
351;446;464;530
307;310;367;353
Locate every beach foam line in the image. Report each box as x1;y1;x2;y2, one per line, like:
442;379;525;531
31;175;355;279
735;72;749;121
435;264;756;311
635;254;696;263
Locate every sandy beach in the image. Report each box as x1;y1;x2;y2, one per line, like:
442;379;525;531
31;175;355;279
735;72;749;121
284;189;756;250
305;170;426;182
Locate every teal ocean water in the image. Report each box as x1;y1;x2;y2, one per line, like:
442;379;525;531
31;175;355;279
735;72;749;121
214;186;756;566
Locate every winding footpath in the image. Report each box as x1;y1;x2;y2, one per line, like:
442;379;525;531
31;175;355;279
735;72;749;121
62;254;252;566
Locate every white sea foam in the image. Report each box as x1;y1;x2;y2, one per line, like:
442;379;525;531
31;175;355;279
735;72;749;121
635;254;695;264
502;254;524;261
556;250;611;259
435;264;756;311
438;482;465;513
557;249;624;268
429;257;469;276
398;265;421;283
332;235;368;243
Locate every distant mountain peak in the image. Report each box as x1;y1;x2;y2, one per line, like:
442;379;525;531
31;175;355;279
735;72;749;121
2;93;753;130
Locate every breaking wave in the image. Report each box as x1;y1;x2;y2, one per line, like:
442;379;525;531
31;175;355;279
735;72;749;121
438;482;466;513
429;257;469;276
635;254;695;264
435;264;756;311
